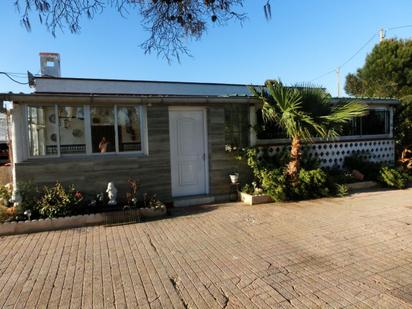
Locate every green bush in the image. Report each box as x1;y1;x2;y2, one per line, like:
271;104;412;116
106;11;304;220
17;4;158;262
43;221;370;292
289;169;331;200
259;168;288;201
16;182;40;217
343;153;381;180
258;167;335;201
335;184;349;197
37;182;83;218
378;166;410;189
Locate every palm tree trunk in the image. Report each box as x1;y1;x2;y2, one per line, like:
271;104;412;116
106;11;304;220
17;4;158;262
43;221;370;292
287;137;302;183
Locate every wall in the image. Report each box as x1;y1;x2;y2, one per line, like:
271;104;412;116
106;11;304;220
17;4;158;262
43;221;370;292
208;105;251;201
14;103;252;203
15;105;172;202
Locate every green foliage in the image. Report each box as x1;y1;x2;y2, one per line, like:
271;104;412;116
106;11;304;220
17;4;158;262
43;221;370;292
378;166;409;189
37;182;83;218
259;168;288;201
343;153;381;180
395;95;412;151
143;193;164;209
257;167;336;201
249;80;367;142
290;169;330;199
16;182;40;215
0;184;12;206
335;184;349;197
345;39;412;98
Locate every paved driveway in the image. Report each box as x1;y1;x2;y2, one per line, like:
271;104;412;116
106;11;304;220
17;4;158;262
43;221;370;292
0;189;412;308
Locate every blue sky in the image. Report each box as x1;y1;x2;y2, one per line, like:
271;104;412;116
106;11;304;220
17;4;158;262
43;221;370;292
0;0;411;96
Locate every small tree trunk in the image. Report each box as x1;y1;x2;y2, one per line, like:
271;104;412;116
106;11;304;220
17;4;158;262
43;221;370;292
287;137;302;183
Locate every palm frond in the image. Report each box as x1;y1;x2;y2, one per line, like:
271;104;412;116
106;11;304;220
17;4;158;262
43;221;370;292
322;101;368;123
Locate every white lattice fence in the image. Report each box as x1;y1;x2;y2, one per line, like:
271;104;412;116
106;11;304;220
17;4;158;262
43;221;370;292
259;139;395;169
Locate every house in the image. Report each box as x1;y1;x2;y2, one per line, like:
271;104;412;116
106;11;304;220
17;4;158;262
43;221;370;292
0;53;398;205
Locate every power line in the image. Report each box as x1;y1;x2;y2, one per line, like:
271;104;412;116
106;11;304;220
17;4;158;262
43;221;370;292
311;24;412;84
387;24;412;31
311;31;378;83
339;32;378;69
0;72;29;85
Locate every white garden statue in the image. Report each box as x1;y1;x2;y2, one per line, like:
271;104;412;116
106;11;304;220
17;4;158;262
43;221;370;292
106;182;118;206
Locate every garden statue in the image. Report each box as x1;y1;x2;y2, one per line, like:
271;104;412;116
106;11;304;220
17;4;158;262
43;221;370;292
106;182;118;206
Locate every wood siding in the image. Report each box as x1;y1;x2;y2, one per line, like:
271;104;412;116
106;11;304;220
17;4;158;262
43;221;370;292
15;104;251;203
15;105;172;202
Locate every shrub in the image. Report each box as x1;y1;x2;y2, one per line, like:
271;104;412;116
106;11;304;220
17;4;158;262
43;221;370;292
126;179;140;207
259;168;288;201
335;184;349;197
16;182;40;217
289;169;331;200
0;183;12;206
378;166;410;189
37;182;83;218
258;167;335;201
343;153;381;180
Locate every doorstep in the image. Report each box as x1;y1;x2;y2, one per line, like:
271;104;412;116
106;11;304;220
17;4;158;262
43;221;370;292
173;195;216;207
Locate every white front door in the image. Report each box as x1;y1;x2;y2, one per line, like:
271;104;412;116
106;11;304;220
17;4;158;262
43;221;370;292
169;108;208;197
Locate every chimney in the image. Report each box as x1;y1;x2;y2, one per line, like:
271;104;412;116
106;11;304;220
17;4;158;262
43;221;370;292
40;52;61;77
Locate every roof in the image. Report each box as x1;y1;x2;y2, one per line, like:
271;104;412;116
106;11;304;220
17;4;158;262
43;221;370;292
0;76;399;105
33;76;258;97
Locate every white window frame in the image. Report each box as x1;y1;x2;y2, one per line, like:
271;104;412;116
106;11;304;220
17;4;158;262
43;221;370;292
26;103;148;159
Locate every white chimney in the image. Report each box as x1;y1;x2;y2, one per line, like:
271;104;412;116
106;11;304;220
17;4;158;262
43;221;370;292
40;52;61;77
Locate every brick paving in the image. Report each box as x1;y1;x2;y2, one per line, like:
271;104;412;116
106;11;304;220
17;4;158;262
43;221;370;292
0;189;412;308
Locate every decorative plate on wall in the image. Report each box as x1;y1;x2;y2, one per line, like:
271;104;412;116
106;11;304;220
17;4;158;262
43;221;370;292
50;133;57;142
72;129;83;138
49;114;56;124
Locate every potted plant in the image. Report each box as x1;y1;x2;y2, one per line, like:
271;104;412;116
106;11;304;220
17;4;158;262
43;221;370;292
239;182;273;205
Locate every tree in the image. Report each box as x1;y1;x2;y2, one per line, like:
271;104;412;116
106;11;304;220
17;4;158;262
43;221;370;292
14;0;272;62
344;39;412;98
250;80;367;182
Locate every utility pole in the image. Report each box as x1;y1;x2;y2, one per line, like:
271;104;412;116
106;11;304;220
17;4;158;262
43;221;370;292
379;28;386;42
336;67;341;97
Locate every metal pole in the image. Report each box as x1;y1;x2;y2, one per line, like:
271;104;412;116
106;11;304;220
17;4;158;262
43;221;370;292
336;67;341;97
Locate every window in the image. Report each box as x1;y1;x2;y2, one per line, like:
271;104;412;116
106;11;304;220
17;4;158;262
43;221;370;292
91;107;116;153
341;110;390;136
58;106;86;154
362;110;389;135
27;104;146;157
117;106;142;152
224;105;249;149
255;107;391;141
28;106;57;156
255;108;287;140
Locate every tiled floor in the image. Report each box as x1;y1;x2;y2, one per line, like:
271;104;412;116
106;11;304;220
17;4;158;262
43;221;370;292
0;189;412;308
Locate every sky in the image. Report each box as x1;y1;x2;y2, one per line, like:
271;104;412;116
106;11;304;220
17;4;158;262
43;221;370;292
0;0;411;97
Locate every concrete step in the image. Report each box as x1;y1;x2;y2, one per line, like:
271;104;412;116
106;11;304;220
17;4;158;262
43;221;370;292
173;195;215;207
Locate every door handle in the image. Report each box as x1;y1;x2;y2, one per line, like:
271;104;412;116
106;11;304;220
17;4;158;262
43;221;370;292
203;153;206;161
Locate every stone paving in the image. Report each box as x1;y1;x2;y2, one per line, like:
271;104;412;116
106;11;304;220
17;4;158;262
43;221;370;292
0;189;412;308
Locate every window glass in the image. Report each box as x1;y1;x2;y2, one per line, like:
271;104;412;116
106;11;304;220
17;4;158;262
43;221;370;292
224;105;249;148
91;107;115;153
362;110;389;135
117;106;141;152
58;106;86;154
255;108;287;140
341;117;361;136
27;106;57;156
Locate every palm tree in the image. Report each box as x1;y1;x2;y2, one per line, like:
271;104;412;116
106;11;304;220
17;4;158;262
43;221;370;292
250;80;368;183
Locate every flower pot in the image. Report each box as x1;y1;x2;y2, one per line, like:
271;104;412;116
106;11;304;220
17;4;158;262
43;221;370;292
239;192;273;206
229;173;239;184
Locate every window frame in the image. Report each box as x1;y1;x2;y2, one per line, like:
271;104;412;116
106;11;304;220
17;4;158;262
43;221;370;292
25;103;148;159
252;104;394;146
